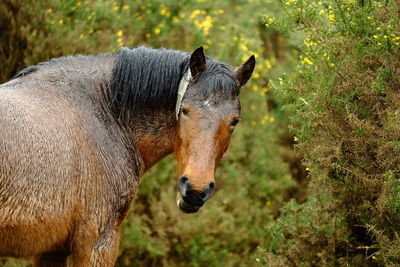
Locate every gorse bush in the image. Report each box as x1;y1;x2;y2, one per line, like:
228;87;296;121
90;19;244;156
264;0;400;265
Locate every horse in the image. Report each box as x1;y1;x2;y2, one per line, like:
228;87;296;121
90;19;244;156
0;46;255;266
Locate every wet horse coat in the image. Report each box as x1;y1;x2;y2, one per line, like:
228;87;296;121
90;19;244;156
0;46;255;266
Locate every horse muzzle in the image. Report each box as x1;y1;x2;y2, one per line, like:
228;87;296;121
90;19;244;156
177;198;201;213
176;175;215;213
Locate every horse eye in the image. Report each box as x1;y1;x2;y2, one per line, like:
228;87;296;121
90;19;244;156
181;107;189;116
230;118;240;127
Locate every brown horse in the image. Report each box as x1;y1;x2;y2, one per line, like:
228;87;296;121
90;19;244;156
0;46;255;266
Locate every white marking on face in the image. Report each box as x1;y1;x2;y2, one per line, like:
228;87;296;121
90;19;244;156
203;97;213;108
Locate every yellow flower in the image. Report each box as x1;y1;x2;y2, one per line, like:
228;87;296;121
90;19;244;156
172;16;180;23
160;8;167;16
293;136;299;142
239;44;248;51
265;60;272;69
319;10;325;14
145;33;151;38
58;19;64;25
373;35;378;39
154;28;161;35
217;9;224;14
79;33;84;39
306;167;311;172
46;8;53;13
302;57;313;65
190;10;201;20
328;14;335;22
193;15;213;35
123;5;130;11
266;200;271;206
117;30;123;37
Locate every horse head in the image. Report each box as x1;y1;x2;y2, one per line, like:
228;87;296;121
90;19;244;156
174;47;255;213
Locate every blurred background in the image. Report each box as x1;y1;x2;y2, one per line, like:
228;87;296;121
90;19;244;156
1;0;399;266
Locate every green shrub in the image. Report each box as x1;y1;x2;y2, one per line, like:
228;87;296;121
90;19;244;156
266;0;400;265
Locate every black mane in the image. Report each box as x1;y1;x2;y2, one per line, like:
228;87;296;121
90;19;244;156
110;46;239;120
110;47;190;119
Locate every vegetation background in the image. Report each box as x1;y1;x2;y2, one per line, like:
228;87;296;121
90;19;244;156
0;0;399;266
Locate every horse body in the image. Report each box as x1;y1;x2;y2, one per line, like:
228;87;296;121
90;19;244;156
0;55;138;265
0;46;255;266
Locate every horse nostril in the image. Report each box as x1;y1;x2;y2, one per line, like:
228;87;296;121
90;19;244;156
209;181;215;191
178;175;192;197
201;181;216;201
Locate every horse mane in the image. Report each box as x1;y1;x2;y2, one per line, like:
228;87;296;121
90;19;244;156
110;46;239;120
110;47;190;120
13;66;40;79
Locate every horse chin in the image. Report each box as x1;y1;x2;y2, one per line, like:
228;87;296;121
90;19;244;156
177;198;200;214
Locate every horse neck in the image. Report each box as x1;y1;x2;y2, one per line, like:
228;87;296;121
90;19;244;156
130;110;178;173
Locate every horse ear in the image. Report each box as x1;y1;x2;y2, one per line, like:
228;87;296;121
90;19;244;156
235;55;256;87
190;46;206;76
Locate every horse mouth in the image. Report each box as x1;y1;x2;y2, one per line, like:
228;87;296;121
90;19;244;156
177;198;201;213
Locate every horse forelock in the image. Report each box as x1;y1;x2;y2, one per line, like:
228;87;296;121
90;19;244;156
192;60;240;99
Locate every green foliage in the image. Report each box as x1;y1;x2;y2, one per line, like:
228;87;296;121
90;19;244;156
267;0;400;265
263;193;348;266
